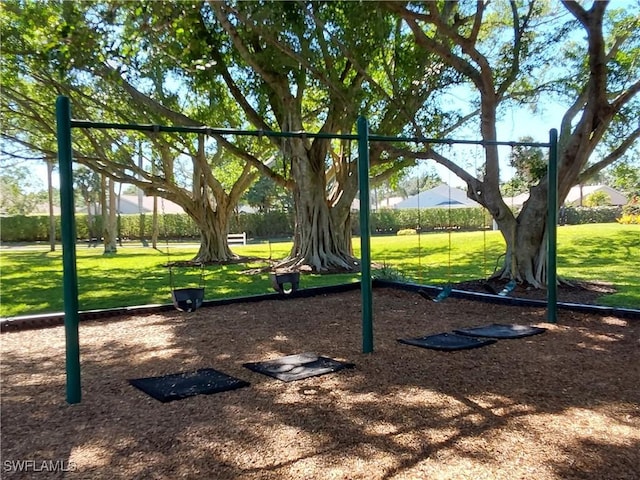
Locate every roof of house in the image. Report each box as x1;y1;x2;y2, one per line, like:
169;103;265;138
116;195;184;214
393;184;480;209
564;185;627;206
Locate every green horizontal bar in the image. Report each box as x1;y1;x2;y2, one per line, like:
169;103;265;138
70;120;551;148
70;120;356;140
368;134;552;148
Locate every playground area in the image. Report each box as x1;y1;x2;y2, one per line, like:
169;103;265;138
2;287;638;479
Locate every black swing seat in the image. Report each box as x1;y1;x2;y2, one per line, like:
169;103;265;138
418;285;452;303
172;287;204;312
270;271;300;294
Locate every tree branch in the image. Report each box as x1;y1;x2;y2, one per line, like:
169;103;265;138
386;2;482;86
381;144;479;187
610;78;640;112
209;1;291;100
561;0;589;26
231;3;350;105
117;73;202;127
578;125;640;182
214;134;291;190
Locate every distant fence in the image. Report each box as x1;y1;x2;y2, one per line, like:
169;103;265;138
227;232;247;245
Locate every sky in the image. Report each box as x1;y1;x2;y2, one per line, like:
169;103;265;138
408;90;568;189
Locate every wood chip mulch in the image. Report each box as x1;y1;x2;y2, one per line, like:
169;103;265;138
1;288;639;479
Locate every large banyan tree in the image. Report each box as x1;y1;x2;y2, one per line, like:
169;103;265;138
3;0;261;262
159;1;460;271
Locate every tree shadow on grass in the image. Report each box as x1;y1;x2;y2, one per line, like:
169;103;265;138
560;230;640;272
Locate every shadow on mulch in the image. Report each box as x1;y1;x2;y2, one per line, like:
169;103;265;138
453;279;616;305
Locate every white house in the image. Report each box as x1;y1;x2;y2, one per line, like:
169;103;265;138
394;184;480;209
375;196;404;210
564;184;627;206
352;195;405;211
116;194;185;215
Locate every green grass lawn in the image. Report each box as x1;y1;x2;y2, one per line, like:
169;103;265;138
1;223;638;317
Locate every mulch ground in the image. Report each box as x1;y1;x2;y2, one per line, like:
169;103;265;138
1;287;639;479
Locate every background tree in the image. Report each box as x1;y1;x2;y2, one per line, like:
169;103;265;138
0;165;41;215
2;0;259;262
608;157;640;197
509;137;547;191
501;137;546;197
73;166;100;241
100;173;118;253
244;176;293;214
44;158;57;251
583;190;611;207
399;168;443;197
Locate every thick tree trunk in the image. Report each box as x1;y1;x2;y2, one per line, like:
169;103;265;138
503;207;547;286
192;207;237;263
195;228;233;264
277;140;358;272
86;201;95;241
137;144;148;246
184;199;244;263
487;183;551;287
186;134;244;264
138;213;147;246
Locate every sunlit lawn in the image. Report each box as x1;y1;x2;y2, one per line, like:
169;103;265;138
1;223;638;317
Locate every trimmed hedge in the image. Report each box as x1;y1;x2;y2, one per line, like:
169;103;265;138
1;216;63;242
231;211;294;238
0;212;296;242
360;207;491;234
1;205;626;243
560;206;623;225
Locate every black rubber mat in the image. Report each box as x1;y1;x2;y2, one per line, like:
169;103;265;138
129;368;249;402
454;323;547;339
243;352;355;382
398;332;497;351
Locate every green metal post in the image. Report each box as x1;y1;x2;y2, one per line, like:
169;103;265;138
547;128;559;324
357;116;373;353
56;96;82;403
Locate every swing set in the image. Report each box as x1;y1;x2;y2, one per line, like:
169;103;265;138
412;144;528;302
55;95;558;404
